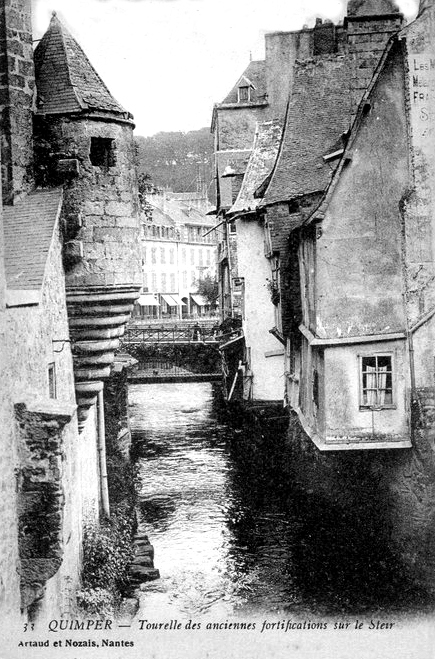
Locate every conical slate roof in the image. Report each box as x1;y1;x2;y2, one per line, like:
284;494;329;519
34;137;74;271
34;12;129;118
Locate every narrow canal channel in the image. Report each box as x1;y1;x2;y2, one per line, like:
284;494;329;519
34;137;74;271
128;381;433;621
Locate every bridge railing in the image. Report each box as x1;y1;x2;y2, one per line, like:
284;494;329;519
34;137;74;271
122;324;219;345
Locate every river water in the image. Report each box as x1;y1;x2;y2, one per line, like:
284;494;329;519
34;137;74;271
128;382;433;624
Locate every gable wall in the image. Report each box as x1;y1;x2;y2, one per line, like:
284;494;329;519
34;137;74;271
316;45;409;339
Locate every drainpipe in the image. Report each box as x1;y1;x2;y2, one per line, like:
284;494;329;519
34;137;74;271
399;194;418;438
97;389;110;519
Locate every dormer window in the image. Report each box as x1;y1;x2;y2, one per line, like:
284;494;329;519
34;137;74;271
90;137;116;168
238;86;250;103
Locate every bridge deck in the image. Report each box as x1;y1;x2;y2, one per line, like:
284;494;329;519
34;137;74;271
128;372;221;384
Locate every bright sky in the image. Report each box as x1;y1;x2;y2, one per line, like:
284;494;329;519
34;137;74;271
32;0;418;137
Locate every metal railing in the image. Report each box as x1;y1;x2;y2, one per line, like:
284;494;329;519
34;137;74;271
122;323;219;345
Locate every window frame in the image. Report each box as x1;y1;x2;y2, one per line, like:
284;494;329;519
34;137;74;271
238;86;250;102
358;351;396;411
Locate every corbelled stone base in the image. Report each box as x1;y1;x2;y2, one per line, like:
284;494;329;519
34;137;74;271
66;286;140;431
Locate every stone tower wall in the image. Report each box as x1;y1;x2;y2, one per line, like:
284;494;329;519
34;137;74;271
0;0;34;204
34;115;142;289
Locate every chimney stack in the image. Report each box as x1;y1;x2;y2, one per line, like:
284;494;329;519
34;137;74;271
0;0;35;204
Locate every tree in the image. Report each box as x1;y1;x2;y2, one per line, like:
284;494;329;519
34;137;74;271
137;172;156;221
135;128;215;200
195;274;219;306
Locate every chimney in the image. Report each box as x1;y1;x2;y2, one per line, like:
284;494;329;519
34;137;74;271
345;0;404;115
0;0;35;204
313;18;337;56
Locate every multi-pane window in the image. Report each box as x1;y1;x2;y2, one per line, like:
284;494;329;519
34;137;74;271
142;247;147;264
169;248;175;265
160;247;166;264
199;249;203;266
182;248;186;263
206;250;211;266
161;273;167;291
190;249;195;265
151;247;156;264
143;273;148;291
191;270;196;286
170;273;176;291
183;271;187;288
151;272;157;290
360;355;393;408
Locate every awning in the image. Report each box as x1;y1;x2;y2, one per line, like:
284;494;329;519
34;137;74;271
170;294;187;306
161;294;178;307
137;294;160;307
191;294;208;306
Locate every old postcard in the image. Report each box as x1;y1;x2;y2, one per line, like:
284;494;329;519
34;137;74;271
1;0;435;657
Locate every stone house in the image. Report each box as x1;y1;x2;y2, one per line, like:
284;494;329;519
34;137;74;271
0;2;141;623
213;0;404;403
289;0;434;446
224;120;283;402
215;0;435;589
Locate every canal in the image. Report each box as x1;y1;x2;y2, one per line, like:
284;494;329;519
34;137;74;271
128;382;434;626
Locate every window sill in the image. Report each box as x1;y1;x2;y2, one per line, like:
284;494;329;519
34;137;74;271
359;405;397;412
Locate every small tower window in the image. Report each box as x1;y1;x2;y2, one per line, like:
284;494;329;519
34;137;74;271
238;86;250;102
90;137;116;168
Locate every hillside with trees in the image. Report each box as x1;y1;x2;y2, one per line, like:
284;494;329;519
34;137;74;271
135;128;215;199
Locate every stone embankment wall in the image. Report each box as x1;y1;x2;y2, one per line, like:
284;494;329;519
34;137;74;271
283;403;435;591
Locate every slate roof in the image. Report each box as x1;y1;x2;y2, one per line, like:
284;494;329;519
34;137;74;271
34;13;128;117
261;56;353;207
229;120;282;216
4;188;63;290
148;195;214;227
220;60;267;105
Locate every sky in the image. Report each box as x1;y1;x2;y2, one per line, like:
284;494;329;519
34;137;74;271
32;0;419;138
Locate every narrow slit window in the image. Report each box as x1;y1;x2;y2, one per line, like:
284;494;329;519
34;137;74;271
360;355;393;408
48;362;57;399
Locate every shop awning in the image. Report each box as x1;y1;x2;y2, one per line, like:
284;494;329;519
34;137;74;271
170;294;187;306
190;294;208;306
137;294;160;306
161;294;178;306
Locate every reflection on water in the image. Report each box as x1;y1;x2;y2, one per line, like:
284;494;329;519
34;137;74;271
129;382;433;619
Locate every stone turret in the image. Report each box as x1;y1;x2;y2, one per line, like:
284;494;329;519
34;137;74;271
34;14;142;430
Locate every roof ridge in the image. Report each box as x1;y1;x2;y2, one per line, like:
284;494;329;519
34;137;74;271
56;15;124;111
50;13;85;110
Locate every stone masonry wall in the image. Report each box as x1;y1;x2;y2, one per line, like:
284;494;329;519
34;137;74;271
0;0;34;203
2;224;100;620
